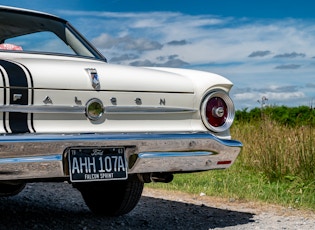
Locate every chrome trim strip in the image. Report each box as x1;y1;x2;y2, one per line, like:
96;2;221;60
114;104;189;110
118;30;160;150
0;105;196;114
0;105;85;113
0;132;242;147
138;151;213;158
0;155;62;164
105;106;197;114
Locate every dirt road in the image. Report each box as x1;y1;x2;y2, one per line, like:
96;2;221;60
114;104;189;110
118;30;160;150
0;182;314;229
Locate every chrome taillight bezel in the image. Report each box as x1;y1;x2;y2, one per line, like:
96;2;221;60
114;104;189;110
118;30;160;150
85;98;104;121
201;90;235;132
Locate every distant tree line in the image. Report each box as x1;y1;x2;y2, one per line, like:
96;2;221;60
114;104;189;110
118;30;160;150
235;106;315;127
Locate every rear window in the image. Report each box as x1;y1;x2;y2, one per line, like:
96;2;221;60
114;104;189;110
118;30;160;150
3;31;75;55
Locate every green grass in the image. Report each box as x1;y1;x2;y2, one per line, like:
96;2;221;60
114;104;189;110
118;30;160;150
147;163;315;210
146;118;315;211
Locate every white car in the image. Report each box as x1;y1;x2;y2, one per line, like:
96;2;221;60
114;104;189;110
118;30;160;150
0;6;242;216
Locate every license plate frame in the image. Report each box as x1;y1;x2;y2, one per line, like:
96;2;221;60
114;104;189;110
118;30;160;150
68;147;128;182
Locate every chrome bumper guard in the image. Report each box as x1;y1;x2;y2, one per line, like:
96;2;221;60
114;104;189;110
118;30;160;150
0;132;242;181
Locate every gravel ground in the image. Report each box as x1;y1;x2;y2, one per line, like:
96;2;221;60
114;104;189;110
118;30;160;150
0;182;314;230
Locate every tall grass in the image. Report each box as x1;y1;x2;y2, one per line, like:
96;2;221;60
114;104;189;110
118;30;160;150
147;110;315;210
233;118;315;182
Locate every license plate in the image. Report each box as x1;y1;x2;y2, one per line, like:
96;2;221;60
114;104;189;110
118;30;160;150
68;147;128;182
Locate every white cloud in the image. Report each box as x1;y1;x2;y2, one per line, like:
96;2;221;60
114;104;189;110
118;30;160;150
60;10;315;109
92;33;163;51
64;11;315;63
234;91;305;101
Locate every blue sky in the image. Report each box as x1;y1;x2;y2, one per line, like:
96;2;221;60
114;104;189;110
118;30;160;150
2;0;315;110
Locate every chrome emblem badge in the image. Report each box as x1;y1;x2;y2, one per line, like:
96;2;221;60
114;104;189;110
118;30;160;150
86;68;100;90
43;96;53;104
135;98;142;105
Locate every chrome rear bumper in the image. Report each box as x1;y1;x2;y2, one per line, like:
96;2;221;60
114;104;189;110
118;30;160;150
0;132;242;181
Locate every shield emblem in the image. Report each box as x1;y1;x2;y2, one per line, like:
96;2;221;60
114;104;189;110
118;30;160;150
86;68;100;90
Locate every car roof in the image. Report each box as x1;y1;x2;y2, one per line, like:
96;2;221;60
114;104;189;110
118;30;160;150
0;5;67;42
0;5;65;22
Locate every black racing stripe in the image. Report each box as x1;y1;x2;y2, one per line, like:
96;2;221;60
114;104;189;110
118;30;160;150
20;63;36;133
0;68;8;133
0;60;30;133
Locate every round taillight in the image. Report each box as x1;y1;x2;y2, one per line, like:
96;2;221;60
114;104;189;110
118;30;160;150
201;91;234;132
